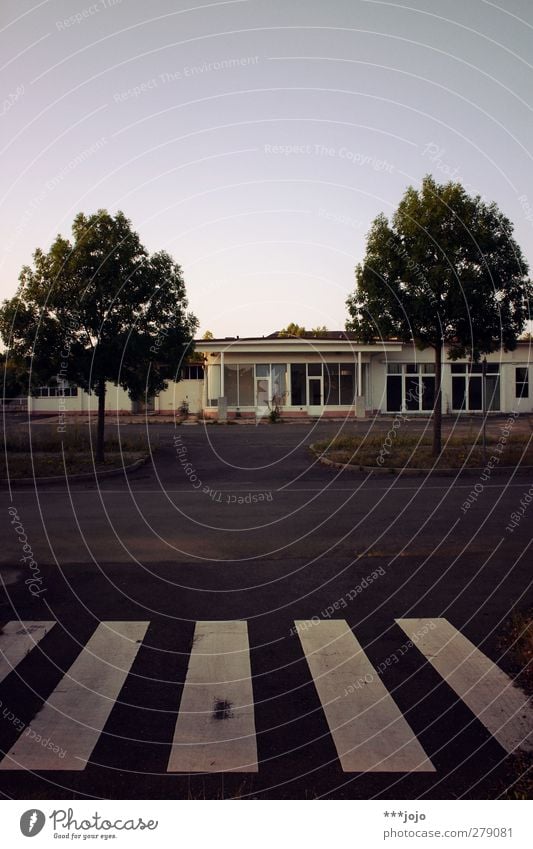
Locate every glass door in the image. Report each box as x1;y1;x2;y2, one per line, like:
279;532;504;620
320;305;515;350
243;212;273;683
307;376;323;415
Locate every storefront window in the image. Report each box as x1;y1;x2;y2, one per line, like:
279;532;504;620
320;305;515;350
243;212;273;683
291;364;306;405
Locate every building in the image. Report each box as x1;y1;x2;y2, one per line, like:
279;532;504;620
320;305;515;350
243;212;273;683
198;332;532;418
19;332;532;417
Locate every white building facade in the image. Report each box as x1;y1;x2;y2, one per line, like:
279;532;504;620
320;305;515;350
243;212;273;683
23;332;532;418
198;332;532;418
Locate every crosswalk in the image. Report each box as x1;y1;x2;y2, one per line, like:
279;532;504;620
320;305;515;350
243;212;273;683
0;618;531;773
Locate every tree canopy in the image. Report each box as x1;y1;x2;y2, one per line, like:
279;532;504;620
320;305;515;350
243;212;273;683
0;209;198;458
346;175;531;453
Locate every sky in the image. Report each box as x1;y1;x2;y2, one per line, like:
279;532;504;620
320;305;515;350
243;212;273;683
1;0;533;337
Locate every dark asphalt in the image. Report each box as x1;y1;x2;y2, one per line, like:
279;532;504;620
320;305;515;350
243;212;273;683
1;421;532;799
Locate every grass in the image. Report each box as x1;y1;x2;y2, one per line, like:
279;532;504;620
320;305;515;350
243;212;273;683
312;433;533;470
1;452;146;479
1;424;154;478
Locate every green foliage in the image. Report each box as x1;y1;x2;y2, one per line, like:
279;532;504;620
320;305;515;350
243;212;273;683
346;175;531;358
278;323;329;338
346;176;531;454
0;210;198;400
278;322;307;337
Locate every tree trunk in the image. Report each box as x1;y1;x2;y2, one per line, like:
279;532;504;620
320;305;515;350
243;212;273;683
96;379;106;463
433;343;442;457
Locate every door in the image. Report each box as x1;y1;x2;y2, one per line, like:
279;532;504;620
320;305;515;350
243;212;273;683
307;376;323;416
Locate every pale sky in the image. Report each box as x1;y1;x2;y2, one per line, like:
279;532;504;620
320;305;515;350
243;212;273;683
1;0;532;337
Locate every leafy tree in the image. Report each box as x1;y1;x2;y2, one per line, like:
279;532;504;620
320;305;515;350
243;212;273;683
278;323;307;337
0;352;31;401
0;210;198;460
310;325;329;337
346;176;531;455
201;329;214;339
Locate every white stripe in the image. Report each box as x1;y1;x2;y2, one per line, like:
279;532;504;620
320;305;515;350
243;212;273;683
396;618;533;754
0;621;55;684
296;620;435;772
0;621;148;770
168;621;258;773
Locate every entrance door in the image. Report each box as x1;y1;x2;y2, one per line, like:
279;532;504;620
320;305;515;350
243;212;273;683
307;376;323;416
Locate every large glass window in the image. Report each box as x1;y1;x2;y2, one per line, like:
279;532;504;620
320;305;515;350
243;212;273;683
386;363;434;412
386;375;402;411
340;363;356;405
291;364;306;405
324;364;340;405
224;364;238;405
516;367;529;399
271;364;287;404
223;363;255;405
451;364;500;411
239;365;254;405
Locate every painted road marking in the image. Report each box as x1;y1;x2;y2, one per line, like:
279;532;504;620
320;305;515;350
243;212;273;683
168;621;258;773
0;621;148;770
0;621;55;684
396;618;533;754
296;620;434;772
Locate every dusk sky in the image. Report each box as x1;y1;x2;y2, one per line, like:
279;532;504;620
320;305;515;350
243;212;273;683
2;0;532;337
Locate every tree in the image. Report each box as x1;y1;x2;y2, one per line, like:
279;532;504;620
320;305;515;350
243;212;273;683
310;325;329;337
346;176;531;455
278;323;307;337
0;210;198;460
201;329;214;339
0;352;32;401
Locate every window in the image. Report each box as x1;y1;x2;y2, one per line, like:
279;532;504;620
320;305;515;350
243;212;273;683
224;364;238;405
307;363;322;376
385;364;435;412
255;364;270;377
451;363;500;412
340;363;356;405
271;364;287;404
223;363;254;405
36;384;78;397
182;364;204;380
290;364;306;405
516;367;529;399
324;364;340;405
238;365;254;405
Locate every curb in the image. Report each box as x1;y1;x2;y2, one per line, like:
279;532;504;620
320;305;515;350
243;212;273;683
309;445;533;478
1;455;151;488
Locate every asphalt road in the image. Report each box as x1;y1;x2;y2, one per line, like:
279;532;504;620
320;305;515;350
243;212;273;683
1;421;532;799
